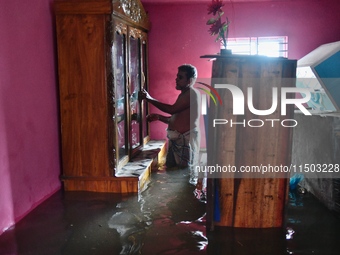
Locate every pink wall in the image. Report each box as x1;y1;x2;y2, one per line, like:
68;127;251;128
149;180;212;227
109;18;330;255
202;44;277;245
143;0;340;142
0;0;61;234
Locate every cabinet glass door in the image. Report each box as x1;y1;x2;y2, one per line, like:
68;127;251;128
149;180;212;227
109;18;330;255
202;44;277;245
129;36;142;151
141;40;149;141
114;31;128;162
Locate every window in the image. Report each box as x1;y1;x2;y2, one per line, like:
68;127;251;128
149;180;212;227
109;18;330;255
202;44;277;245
226;36;288;58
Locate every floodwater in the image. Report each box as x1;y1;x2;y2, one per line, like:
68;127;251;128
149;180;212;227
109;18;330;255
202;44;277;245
108;166;207;255
1;165;340;254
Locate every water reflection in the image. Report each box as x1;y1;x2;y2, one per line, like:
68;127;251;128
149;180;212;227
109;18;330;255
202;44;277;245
108;212;148;254
106;167;340;255
107;167;207;254
286;227;295;240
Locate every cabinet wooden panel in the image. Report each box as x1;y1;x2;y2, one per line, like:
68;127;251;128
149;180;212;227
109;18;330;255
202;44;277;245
57;14;109;177
205;55;297;228
54;0;151;193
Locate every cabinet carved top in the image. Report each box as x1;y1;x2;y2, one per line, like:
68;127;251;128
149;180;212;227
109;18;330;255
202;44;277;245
55;0;150;30
117;0;146;23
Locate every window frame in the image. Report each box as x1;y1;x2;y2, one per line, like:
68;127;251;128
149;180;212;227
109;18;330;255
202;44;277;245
226;36;288;58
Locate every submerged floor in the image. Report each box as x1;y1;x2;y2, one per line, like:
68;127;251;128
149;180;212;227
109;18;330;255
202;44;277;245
1;166;340;255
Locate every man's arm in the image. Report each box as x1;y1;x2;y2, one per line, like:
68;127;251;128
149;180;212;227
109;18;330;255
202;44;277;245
140;89;190;115
147;113;170;124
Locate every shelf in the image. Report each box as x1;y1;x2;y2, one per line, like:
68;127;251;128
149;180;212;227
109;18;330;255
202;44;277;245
62;140;166;193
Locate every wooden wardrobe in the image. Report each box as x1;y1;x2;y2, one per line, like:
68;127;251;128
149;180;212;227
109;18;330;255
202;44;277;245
54;0;159;193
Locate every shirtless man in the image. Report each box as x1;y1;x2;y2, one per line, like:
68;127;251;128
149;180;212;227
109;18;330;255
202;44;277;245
140;64;200;168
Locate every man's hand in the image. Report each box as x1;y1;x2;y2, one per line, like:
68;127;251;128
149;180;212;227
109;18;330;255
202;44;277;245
139;89;152;101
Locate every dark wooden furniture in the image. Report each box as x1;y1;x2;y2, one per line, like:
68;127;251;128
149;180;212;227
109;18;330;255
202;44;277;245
203;55;297;228
54;0;162;193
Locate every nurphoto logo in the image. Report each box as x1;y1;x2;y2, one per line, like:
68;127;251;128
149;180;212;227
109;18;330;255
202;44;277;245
196;82;312;128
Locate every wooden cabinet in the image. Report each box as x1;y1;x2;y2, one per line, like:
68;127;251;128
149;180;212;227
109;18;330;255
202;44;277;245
204;55;297;228
54;0;153;193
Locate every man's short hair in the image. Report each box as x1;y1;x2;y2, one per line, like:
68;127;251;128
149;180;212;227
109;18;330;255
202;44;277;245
178;64;197;80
